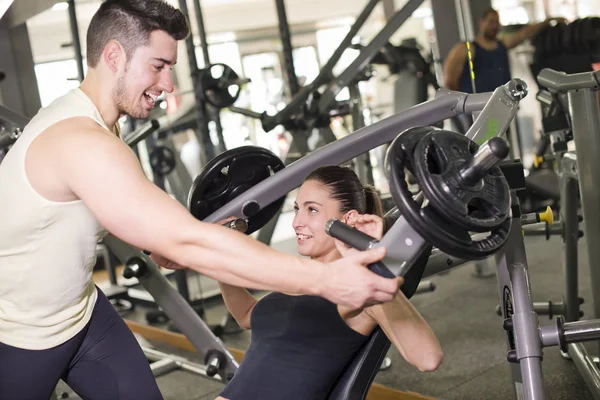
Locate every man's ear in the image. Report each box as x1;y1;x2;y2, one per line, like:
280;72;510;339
102;41;125;73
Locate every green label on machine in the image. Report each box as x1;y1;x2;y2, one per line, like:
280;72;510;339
475;117;499;145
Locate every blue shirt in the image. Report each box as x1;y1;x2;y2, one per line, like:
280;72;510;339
459;40;512;93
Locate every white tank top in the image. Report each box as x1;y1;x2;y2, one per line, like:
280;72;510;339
0;88;113;350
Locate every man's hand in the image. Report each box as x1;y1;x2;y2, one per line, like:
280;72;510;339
320;247;402;309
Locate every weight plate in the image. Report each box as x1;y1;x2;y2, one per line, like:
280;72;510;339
149;146;176;177
201;63;242;109
384;126;511;260
412;130;511;232
188;146;285;234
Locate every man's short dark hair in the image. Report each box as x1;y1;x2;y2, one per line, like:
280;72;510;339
86;0;190;67
480;7;499;20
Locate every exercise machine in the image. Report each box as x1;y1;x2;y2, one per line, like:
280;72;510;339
184;78;520;398
189;72;600;399
522;67;600;399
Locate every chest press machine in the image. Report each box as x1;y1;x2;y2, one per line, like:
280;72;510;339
7;71;598;398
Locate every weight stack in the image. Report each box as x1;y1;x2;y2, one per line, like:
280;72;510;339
530;17;600;79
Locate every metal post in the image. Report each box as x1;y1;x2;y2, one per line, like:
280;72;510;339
67;0;84;82
177;0;215;166
495;192;546;400
275;0;300;96
560;153;582;323
317;0;425;114
348;82;374;186
261;0;381;132
190;0;225;154
454;0;476;93
569;88;600;328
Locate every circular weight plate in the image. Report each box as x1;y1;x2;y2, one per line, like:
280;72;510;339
384;126;511;260
412;130;511;232
201;64;242;109
149;146;176;177
188;146;285;234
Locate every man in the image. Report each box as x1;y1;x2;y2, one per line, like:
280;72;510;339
444;8;566;93
0;1;399;399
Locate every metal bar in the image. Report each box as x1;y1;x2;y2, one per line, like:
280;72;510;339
454;0;476;93
348;82;374;186
228;106;264;119
317;0;424;115
191;0;225;153
150;358;179;377
464;79;527;145
202;91;486;224
568;343;600;400
495;192;545;400
0;0;13;20
261;0;381;132
564;320;600;344
103;235;239;380
122;119;160;148
422;249;467;278
67;0;84;82
0;127;20;150
537;69;600;92
177;0;214;165
143;346;220;379
0;103;30;129
561;152;581;323
275;0;300;96
569;89;600;329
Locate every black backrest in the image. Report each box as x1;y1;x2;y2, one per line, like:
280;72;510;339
326;328;391;400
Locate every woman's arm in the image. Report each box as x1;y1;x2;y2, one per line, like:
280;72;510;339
339;213;442;371
364;295;443;372
218;283;258;330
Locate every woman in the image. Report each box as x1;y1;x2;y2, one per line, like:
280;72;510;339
217;165;443;400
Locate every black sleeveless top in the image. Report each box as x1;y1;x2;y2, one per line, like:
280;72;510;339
219;292;370;400
459;40;512;93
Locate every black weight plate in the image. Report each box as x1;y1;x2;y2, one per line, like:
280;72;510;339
188;146;285;234
149;146;176;176
412;130;511;232
201;64;242;109
385;127;511;260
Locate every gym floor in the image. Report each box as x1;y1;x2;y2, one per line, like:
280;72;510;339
57;214;596;400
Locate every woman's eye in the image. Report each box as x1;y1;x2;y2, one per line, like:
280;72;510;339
309;207;317;213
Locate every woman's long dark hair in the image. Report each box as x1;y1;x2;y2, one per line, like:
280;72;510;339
304;166;383;217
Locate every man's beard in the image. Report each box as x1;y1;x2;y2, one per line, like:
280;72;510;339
483;30;497;40
114;73;148;119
